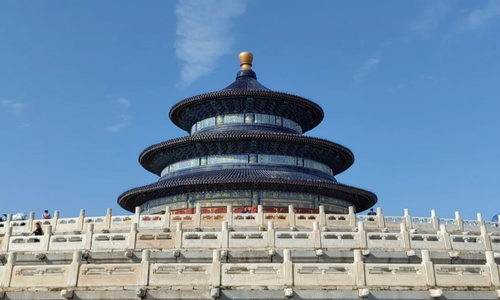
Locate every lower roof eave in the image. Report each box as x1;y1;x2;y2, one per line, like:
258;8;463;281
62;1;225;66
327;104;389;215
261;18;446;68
117;179;377;213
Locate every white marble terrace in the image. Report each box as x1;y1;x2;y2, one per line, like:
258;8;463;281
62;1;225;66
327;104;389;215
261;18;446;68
1;205;500;252
1;205;500;299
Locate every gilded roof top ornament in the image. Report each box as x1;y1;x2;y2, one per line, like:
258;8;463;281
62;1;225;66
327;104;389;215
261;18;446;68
239;51;253;70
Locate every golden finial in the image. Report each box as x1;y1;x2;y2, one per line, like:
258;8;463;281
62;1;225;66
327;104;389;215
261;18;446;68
239;51;253;70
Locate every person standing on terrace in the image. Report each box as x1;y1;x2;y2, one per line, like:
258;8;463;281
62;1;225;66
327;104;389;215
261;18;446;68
31;222;44;236
42;210;51;219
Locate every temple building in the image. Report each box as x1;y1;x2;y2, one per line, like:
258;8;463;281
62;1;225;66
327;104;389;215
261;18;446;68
117;52;377;215
1;51;499;300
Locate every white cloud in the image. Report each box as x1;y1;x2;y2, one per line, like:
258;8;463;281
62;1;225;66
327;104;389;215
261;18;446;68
442;1;500;44
389;75;436;92
2;100;27;116
107;114;132;132
19;123;31;129
115;98;130;108
364;58;380;69
389;84;406;92
353;58;381;81
414;75;435;83
460;0;500;30
107;98;132;132
175;0;248;87
410;0;448;34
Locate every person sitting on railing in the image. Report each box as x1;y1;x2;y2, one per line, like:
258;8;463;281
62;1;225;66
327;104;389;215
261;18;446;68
31;222;44;236
241;207;249;213
42;210;51;219
367;208;376;221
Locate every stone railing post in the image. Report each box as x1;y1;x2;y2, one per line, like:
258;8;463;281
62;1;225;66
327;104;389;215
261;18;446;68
358;222;367;249
139;250;151;287
5;214;12;230
318;205;326;227
0;252;16;288
439;224;452;250
288;205;295;227
42;225;53;251
283;249;293;286
221;221;229;249
477;213;485;226
226;205;233;227
376;207;385;229
76;209;85;231
430;210;439;231
404;208;412;231
211;250;221;287
163;207;171;229
353;250;366;287
348;206;357;228
28;212;35;232
175;222;183;249
421;250;436;286
194;204;202;227
312;221;321;248
481;225;492;251
455;211;464;232
53;210;60;230
68;250;82;287
400;223;411;250
128;223;138;250
268;221;275;248
84;223;94;250
104;208;112;230
257;205;264;226
486;251;500;287
133;207;141;225
1;227;12;252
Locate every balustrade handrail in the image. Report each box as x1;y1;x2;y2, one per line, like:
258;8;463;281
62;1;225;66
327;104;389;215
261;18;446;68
0;206;498;239
1;216;498;253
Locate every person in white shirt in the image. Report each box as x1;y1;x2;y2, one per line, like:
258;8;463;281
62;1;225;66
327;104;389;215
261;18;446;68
42;210;51;220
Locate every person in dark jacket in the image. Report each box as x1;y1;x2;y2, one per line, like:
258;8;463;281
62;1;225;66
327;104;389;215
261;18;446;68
31;222;44;236
367;208;376;221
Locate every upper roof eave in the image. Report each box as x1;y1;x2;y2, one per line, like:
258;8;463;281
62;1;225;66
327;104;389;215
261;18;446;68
169;89;325;132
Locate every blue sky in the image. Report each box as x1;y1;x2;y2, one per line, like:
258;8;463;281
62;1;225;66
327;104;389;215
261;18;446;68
1;1;499;220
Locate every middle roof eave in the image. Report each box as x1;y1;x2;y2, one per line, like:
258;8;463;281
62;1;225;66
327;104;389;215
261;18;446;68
139;132;355;176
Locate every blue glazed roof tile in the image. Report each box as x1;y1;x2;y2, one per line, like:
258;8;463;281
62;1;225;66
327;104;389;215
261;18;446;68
223;70;270;91
159;167;337;184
